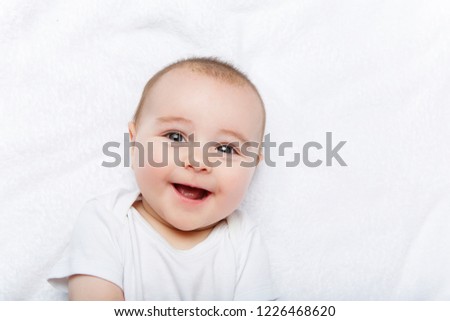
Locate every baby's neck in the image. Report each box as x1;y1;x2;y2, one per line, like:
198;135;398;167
132;200;219;250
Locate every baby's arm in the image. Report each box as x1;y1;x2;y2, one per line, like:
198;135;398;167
68;274;124;301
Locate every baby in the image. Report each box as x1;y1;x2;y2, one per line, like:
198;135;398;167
48;57;276;300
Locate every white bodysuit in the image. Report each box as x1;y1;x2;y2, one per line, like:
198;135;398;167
47;173;277;300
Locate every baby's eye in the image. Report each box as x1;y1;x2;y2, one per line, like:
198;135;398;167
166;132;186;143
217;144;237;155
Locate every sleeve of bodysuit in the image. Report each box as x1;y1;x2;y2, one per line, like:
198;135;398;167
233;225;279;300
47;200;124;294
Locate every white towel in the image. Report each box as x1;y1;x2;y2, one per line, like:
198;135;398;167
1;0;449;300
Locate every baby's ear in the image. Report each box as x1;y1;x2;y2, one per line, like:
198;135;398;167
128;121;137;170
253;142;264;166
257;151;264;165
128;121;136;141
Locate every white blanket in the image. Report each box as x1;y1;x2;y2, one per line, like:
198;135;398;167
1;0;449;300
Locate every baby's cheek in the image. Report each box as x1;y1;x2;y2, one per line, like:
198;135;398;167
144;140;170;166
221;166;255;205
133;146;169;190
135;162;154;179
133;139;178;169
134;163;152;191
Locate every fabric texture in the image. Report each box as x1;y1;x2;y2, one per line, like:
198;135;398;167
1;0;450;300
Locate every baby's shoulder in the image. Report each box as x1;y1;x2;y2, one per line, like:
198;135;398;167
226;209;259;243
77;185;139;229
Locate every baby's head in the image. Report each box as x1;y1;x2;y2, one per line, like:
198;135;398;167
129;57;265;232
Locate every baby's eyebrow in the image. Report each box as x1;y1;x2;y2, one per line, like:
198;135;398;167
156;116;193;124
218;129;249;144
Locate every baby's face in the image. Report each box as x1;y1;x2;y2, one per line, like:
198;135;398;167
129;67;264;232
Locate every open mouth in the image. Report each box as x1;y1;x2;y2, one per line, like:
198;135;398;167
172;183;211;201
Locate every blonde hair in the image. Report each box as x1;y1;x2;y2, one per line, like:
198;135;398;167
132;57;266;139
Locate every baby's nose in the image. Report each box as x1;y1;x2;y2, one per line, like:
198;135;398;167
184;144;211;173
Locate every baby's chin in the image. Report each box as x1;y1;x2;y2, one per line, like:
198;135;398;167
167;217;223;233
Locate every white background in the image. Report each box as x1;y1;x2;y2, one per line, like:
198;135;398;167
0;0;449;300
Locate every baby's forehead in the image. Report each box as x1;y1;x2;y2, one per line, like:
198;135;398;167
138;65;266;140
148;67;263;112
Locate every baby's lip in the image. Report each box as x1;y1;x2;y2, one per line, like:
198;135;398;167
171;182;212;194
171;183;212;203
